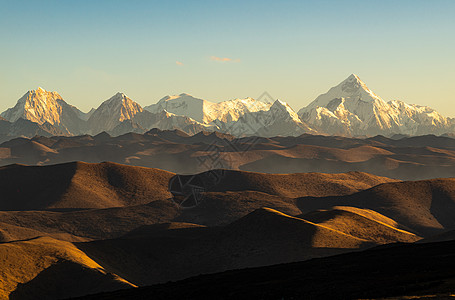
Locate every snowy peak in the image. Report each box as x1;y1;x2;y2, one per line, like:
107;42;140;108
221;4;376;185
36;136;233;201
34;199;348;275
145;93;205;123
87;92;144;134
2;87;65;125
305;74;384;111
0;87;90;135
270;99;302;123
299;74;454;136
340;74;381;102
95;92;143;119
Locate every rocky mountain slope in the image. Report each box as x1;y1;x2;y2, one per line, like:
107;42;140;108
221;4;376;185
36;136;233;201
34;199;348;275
1;87;86;135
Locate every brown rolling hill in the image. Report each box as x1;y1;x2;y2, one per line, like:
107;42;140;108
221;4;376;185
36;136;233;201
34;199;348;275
179;169;398;198
0;236;133;300
0;200;179;241
300;206;420;244
0;162;453;242
0;161;173;210
296;178;455;236
0;162;398;242
0;222;50;243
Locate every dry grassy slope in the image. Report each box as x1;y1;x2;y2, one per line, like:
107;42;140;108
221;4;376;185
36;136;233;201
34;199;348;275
0;222;48;243
175;191;301;226
300;206;421;244
56;162;174;208
0;221;93;243
0;236;134;300
223;207;369;249
0;161;174;210
194;169;398;198
297;178;455;236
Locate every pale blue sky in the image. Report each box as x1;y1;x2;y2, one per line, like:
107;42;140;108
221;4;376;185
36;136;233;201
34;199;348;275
1;0;454;115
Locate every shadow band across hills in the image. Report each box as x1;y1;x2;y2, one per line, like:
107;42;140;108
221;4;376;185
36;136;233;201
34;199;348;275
3;131;455;180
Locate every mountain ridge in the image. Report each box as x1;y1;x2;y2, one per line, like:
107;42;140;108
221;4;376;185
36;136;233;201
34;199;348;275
298;74;454;136
2;75;454;139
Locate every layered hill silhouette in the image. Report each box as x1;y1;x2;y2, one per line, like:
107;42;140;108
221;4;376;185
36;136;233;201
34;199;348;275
0;162;454;240
2;161;455;298
3;130;455;180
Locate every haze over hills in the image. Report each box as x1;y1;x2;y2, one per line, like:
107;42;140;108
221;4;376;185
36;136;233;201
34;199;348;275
2;75;454;141
3;129;455;180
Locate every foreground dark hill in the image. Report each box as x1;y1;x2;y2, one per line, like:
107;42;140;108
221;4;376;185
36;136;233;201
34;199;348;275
76;239;455;300
76;207;418;287
2;130;455;180
0;207;418;299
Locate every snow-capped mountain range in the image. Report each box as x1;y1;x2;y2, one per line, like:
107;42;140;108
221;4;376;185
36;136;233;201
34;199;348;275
1;74;454;141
